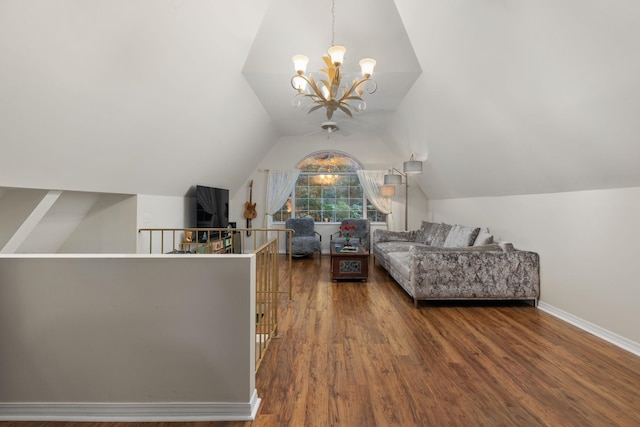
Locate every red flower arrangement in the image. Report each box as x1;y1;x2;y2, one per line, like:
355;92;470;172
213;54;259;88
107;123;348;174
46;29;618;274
340;223;356;242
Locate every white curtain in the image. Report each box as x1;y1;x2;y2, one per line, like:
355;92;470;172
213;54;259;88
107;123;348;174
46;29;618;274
264;169;301;231
356;170;394;230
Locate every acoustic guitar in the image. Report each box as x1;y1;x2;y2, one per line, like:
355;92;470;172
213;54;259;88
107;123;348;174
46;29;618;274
244;180;257;220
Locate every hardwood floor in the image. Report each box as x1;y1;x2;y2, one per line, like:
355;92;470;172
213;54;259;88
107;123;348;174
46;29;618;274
3;254;640;426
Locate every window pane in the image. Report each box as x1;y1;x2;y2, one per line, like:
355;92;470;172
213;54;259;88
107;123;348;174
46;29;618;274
308;186;322;198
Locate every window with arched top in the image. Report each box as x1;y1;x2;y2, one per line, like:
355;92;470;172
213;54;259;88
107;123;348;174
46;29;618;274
273;151;387;223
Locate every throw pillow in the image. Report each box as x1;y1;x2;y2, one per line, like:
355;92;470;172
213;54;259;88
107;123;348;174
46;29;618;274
443;224;481;248
430;223;453;247
416;221;437;245
473;228;494;246
498;241;515;252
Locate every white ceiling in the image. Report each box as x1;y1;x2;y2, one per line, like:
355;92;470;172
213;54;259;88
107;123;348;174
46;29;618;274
1;0;640;199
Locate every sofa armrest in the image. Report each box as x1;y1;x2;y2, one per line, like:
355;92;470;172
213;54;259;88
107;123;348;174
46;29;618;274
409;247;540;298
373;229;417;244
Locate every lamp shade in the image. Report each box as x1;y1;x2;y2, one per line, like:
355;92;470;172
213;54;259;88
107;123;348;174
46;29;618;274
292;55;309;75
379;185;395;197
403;159;423;174
327;45;346;66
359;58;376;78
384;173;403;185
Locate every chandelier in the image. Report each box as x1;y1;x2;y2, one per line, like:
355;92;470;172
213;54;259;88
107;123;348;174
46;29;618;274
313;165;340;186
291;0;377;121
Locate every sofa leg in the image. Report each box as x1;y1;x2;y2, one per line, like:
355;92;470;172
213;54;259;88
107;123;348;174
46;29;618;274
413;298;419;308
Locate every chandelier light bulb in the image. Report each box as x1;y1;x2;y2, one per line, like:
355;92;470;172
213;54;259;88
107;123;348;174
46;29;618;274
292;55;309;75
359;58;376;78
327;45;346;66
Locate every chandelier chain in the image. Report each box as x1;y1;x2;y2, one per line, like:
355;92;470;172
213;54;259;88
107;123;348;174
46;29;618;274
331;0;336;46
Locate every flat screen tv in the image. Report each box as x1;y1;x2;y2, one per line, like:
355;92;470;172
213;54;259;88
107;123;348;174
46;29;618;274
196;185;229;241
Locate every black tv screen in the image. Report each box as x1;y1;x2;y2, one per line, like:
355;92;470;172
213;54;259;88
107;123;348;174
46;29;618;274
196;185;229;235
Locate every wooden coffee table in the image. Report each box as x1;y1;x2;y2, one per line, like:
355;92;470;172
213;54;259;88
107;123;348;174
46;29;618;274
330;244;369;281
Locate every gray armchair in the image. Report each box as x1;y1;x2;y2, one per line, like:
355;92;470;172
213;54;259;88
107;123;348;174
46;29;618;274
285;218;322;257
331;219;370;251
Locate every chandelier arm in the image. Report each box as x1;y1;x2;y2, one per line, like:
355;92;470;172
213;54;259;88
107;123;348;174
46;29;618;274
290;75;312;93
341;78;360;99
351;78;377;96
292;91;310;108
307;75;328;101
292;91;326;108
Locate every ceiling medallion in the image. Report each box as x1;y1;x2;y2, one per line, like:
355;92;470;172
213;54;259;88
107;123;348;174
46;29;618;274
290;0;377;121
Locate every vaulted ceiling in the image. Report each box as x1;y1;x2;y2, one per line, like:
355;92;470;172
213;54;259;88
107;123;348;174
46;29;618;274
1;0;639;199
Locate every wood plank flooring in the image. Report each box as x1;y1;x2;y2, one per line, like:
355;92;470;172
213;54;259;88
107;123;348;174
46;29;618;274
3;254;640;426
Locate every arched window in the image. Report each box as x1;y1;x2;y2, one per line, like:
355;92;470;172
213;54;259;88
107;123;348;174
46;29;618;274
273;151;387;223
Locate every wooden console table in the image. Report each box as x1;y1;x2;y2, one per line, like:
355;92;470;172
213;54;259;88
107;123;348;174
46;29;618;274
330;244;369;281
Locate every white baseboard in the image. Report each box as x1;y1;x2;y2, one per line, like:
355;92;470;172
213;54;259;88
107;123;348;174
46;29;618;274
0;389;261;422
538;301;640;357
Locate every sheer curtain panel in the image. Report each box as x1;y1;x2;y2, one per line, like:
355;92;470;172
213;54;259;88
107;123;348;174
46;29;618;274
264;169;301;229
356;170;394;230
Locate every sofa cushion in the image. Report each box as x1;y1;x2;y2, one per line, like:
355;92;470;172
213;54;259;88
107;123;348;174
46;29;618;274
443;224;480;248
497;241;515;252
416;221;437;245
388;252;412;282
375;241;416;258
473;228;494;246
430;223;453;247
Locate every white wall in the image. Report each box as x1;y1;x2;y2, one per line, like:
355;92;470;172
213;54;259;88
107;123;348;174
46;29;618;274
0;188;48;249
58;194;138;254
428;186;640;345
22;191;101;253
1;188;137;254
0;254;258;421
136;194;196;254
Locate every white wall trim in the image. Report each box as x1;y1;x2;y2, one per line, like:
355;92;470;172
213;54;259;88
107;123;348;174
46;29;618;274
0;390;261;422
538;302;640;357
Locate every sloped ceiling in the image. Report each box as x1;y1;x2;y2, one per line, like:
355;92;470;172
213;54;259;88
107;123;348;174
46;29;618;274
1;0;639;199
0;0;275;196
393;0;640;199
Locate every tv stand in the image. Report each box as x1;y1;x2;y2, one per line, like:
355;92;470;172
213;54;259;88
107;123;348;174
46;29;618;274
182;230;241;254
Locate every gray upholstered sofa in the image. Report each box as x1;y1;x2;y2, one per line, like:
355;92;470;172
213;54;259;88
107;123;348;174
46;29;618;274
373;221;540;307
